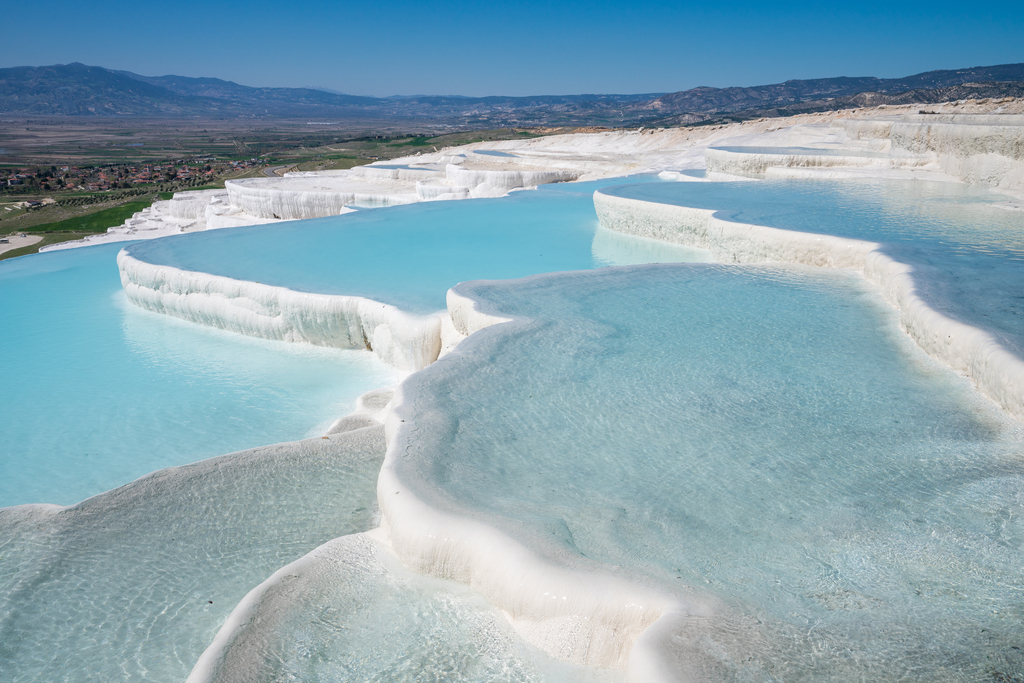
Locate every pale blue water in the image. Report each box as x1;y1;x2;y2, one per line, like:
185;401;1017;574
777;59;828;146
0;244;399;508
397;264;1024;681
125;176;703;315
474;150;518;157
602;179;1024;356
710;145;890;157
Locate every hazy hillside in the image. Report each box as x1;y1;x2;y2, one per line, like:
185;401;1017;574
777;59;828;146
0;63;200;115
646;63;1024;117
1;62;1022;126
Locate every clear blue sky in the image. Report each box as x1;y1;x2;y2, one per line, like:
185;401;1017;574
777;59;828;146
4;0;1022;97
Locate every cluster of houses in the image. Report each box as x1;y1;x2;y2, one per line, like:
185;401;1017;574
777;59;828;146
0;157;263;194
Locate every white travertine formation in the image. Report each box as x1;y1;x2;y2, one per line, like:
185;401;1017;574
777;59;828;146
705;146;930;176
445;287;513;336
686;112;1024;195
104;99;1024;681
840;115;1024;191
415;179;470;200
164;190;219;220
861;250;1024;419
348;164;445;182
444;164;580;197
593;190;875;266
225;177;419;219
46;101;1024;254
117;250;443;372
324;387;395;435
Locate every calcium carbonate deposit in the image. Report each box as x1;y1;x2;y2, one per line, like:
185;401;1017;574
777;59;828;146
4;100;1024;683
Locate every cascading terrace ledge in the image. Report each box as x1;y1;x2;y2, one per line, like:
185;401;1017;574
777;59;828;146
117;248;443;372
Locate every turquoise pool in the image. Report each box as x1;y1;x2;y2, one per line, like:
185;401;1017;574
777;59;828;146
0;243;398;508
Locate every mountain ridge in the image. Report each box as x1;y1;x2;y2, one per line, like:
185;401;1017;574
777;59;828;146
1;62;1022;126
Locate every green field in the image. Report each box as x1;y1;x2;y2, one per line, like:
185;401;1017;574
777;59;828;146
25;200;153;234
0;199;156;260
389;136;433;147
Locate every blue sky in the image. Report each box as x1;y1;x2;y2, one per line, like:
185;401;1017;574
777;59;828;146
4;1;1022;96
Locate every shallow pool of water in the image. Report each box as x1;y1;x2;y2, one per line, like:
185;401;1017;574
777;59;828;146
397;264;1024;681
0;244;399;508
474;150;518;157
207;534;618;683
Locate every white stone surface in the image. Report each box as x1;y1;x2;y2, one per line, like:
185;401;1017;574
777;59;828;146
225;176;420;220
118;250;443;372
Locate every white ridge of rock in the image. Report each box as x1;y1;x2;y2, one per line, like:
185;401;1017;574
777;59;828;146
705;146;932;176
842;116;1024;192
349;164;445;181
415;179;470;200
225;176;420;219
444;164;580;197
117;250;442;372
379;292;719;679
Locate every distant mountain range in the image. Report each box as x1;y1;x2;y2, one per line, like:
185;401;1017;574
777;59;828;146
1;62;1022;127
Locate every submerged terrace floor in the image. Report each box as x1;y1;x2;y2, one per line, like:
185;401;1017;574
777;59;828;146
390;265;1024;680
3;114;1024;681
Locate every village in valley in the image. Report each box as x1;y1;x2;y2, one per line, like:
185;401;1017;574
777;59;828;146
1;157;256;195
1;156;259;210
0;152;268;257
